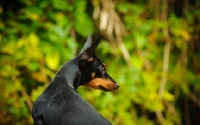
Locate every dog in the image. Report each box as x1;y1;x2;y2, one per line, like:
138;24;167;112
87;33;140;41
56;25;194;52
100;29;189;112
32;35;119;125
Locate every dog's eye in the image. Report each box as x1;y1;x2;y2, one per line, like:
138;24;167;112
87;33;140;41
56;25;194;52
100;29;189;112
100;68;105;73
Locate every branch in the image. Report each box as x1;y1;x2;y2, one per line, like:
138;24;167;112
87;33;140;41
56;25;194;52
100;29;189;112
156;0;171;123
14;76;33;112
158;30;171;97
94;0;132;67
187;92;200;108
21;89;33;112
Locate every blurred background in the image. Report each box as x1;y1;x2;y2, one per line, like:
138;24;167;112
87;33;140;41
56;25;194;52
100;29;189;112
0;0;200;125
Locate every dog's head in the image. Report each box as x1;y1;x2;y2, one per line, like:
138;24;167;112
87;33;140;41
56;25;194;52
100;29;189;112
78;35;119;91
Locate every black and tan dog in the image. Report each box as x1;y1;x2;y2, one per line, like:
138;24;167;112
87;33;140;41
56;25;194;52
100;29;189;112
32;35;119;125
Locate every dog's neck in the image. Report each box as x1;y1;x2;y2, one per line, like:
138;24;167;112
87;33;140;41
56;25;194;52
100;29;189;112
55;57;81;90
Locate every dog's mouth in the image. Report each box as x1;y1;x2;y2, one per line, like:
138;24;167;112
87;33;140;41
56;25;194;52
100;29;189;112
98;83;120;92
98;85;110;92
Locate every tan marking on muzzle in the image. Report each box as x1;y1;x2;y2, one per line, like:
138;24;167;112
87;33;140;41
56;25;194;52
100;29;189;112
84;78;118;91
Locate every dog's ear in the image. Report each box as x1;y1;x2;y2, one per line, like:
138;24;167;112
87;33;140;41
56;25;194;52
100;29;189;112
79;36;100;68
80;35;100;56
80;34;93;53
85;37;100;56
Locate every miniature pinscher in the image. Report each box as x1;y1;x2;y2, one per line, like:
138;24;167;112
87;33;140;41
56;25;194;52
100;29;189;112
32;35;119;125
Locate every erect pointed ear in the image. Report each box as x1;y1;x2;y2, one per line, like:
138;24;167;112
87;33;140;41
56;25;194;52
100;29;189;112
86;37;100;56
80;35;100;56
78;36;100;68
80;34;93;53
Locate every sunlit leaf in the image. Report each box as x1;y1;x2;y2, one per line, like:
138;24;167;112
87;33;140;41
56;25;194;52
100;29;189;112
28;33;39;47
45;52;60;71
163;91;175;101
31;86;46;101
131;55;143;69
180;30;191;41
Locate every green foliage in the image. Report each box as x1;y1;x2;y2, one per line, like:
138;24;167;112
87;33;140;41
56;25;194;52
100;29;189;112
1;0;200;125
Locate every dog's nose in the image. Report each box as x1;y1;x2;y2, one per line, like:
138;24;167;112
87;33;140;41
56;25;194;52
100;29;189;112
115;83;120;89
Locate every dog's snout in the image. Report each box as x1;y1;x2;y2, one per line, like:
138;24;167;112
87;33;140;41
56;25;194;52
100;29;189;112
115;83;120;89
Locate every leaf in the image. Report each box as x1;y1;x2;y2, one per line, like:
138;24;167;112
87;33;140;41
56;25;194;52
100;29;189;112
163;91;175;101
45;52;60;71
51;0;69;11
134;32;147;49
131;55;143;69
145;100;164;112
31;72;46;82
31;86;46;101
29;13;39;21
28;33;39;47
180;30;191;41
28;61;39;72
